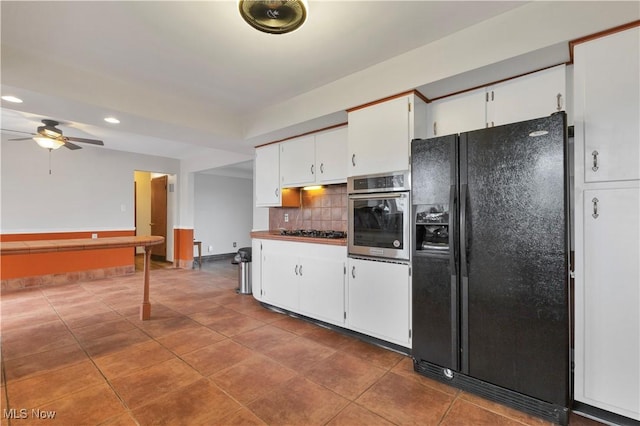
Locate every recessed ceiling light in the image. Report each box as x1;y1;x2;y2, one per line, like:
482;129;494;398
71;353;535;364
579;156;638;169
104;117;120;124
1;95;23;103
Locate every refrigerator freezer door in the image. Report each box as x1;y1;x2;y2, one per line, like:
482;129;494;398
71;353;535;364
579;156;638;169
460;113;569;406
411;134;459;370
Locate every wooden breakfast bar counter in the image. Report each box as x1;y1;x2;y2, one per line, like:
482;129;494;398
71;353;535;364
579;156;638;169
0;235;165;320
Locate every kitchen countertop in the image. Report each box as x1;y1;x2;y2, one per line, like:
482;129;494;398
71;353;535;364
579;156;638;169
251;230;347;246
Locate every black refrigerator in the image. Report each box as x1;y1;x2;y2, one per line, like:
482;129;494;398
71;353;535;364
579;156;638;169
411;112;570;425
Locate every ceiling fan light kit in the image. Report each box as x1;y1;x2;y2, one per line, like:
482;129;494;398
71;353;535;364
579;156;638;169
33;136;64;150
4;119;104;151
38;120;63;139
238;0;308;34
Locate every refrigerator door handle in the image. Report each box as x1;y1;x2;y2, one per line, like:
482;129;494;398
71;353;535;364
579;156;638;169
449;184;457;271
460;183;469;278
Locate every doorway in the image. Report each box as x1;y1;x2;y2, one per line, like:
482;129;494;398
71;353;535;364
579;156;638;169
134;171;174;265
150;175;167;260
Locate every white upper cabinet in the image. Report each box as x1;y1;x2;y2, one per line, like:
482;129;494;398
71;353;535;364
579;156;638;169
280;127;348;187
280;135;316;187
486;64;566;127
315;126;348;184
427;88;486;138
255;144;281;207
427;65;566;138
348;93;427;176
574;27;640;183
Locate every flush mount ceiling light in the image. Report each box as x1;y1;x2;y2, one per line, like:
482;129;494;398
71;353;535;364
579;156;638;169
239;0;308;34
104;117;120;124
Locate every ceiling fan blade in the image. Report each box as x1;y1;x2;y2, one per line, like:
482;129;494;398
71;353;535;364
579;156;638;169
64;136;104;146
8;137;34;141
1;128;36;136
63;141;82;150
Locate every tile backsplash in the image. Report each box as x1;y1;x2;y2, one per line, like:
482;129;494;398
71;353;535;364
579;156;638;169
269;184;347;232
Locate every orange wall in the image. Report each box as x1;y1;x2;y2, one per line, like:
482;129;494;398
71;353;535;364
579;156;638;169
0;230;135;279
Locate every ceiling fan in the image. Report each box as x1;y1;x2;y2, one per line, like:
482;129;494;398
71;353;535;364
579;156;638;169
3;119;104;150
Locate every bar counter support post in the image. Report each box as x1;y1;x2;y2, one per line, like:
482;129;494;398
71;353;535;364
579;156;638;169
140;246;152;320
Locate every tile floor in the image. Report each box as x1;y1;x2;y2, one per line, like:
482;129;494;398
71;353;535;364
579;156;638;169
1;257;603;425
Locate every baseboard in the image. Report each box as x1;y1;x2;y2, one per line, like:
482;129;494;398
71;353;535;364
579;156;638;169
202;253;236;263
259;302;411;356
572;401;640;426
197;253;236;264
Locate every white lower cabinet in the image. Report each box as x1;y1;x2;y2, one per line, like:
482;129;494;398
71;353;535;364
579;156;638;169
575;186;640;419
254;239;412;347
251;239;263;302
259;239;347;327
347;258;411;348
262;244;299;311
298;252;346;326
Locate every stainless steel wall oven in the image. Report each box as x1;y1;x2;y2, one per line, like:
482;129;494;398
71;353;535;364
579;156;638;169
347;171;411;261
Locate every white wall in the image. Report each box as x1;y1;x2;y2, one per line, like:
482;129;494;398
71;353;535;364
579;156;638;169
134;170;151;254
194;173;252;256
244;2;639;140
1;139;179;235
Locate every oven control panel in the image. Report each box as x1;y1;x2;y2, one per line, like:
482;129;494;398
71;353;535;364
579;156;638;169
348;171;410;193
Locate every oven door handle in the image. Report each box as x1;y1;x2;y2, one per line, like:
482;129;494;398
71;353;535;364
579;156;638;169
348;192;407;200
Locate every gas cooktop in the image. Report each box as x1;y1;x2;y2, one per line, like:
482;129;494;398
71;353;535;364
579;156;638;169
279;229;347;239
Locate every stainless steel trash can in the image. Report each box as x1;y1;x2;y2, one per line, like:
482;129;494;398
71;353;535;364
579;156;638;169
233;247;252;295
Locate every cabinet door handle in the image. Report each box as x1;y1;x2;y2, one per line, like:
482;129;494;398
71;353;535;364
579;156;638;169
433;121;437;136
352;154;356;167
275;188;279;197
351;266;356;279
299;265;302;276
592;198;599;219
556;93;563;111
592;151;599;172
311;164;314;175
320;163;324;174
295;265;299;275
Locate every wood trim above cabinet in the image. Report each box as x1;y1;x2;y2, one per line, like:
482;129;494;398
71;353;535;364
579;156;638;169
568;20;640;64
255;122;348;149
429;63;566;103
346;89;430;113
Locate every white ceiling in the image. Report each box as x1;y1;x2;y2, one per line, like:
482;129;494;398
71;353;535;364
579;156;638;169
1;1;637;168
1;0;526;161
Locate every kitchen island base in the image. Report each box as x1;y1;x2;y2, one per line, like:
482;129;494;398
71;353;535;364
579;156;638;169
0;236;164;320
